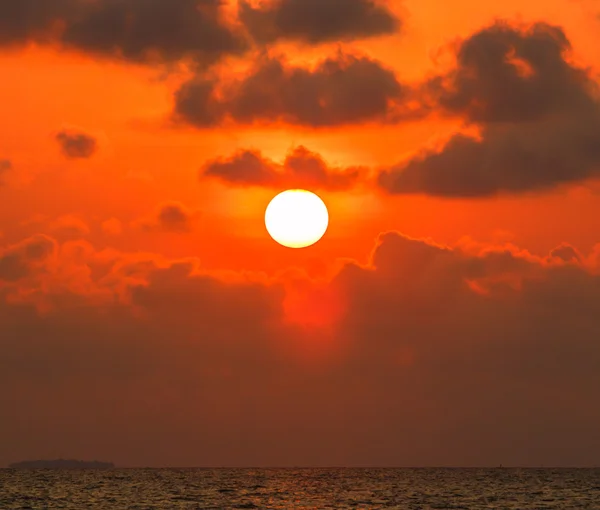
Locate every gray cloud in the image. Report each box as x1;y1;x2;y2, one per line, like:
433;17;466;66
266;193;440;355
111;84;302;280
0;0;400;65
173;78;223;127
61;0;246;65
0;235;57;282
431;22;593;123
0;0;246;65
202;146;364;190
238;0;400;45
56;129;98;159
174;52;405;127
140;202;197;233
378;21;600;197
0;0;75;45
550;243;583;263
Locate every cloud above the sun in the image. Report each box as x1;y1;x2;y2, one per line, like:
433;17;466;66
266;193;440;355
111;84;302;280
0;0;402;66
202;146;366;190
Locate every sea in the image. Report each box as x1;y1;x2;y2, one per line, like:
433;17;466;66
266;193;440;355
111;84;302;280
1;468;599;509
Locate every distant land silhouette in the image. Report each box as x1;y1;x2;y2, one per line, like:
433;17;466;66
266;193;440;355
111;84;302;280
8;459;114;469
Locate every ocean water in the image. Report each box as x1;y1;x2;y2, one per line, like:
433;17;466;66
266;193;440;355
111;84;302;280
1;468;599;509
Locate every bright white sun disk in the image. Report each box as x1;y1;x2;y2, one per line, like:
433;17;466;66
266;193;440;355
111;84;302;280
265;190;329;248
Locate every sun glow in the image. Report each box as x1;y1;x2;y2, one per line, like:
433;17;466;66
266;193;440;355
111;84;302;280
265;190;329;248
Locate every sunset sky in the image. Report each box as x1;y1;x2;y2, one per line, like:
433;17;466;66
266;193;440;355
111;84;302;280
2;0;600;468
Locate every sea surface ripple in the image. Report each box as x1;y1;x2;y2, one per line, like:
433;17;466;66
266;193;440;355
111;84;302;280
1;467;599;509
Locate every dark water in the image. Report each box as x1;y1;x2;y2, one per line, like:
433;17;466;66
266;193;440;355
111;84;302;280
1;468;599;509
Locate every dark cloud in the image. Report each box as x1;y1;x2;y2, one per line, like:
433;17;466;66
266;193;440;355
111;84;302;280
204;149;278;186
56;129;98;159
140;202;197;233
331;233;600;467
0;0;246;65
0;0;399;61
1;232;600;467
174;52;405;127
61;0;246;65
550;243;583;263
378;21;600;197
431;22;593;123
173;78;223;127
238;0;400;45
0;0;75;45
0;235;56;282
202;146;364;190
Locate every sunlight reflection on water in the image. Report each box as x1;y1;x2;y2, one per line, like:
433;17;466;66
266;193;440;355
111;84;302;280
1;467;600;509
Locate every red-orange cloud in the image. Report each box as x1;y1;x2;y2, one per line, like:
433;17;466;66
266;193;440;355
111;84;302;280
1;231;599;466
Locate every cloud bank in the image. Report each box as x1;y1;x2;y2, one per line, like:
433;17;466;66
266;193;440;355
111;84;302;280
1;231;599;466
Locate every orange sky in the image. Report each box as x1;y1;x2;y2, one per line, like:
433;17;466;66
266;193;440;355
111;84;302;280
2;0;600;467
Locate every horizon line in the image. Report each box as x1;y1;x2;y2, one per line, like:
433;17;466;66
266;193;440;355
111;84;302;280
4;465;599;469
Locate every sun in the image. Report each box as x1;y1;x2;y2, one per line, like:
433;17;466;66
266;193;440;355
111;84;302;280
265;190;329;248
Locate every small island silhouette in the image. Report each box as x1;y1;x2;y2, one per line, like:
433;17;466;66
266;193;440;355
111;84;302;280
9;459;114;469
